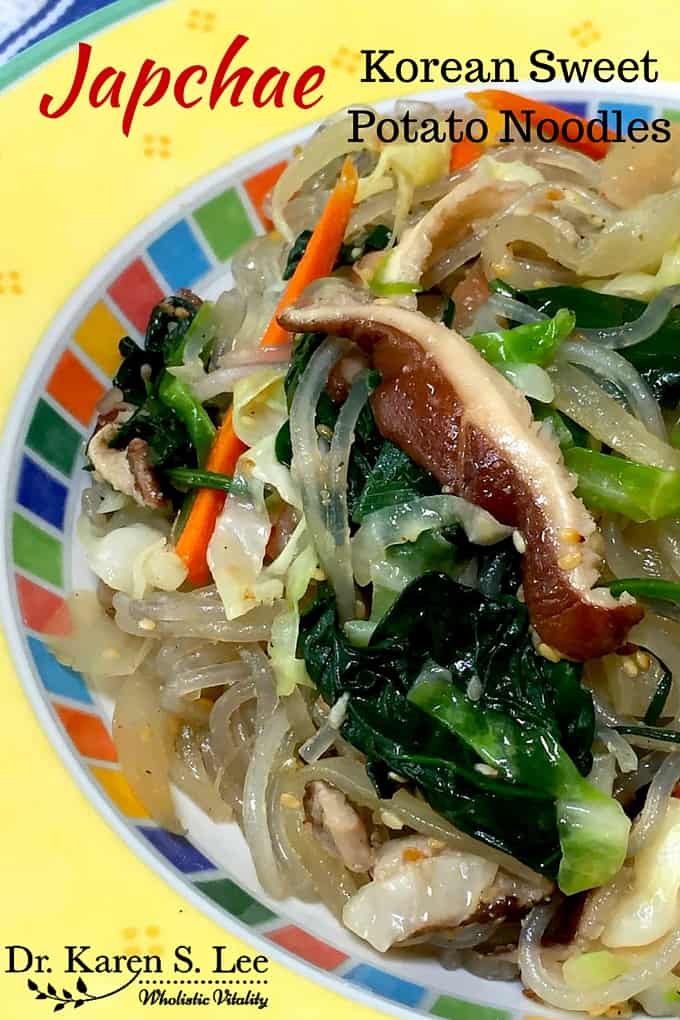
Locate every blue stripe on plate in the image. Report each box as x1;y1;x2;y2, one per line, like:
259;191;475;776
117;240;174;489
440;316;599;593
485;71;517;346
550;100;588;117
17;455;68;530
597;101;654;129
137;826;216;873
344;964;425;1008
148;220;211;292
28;635;93;704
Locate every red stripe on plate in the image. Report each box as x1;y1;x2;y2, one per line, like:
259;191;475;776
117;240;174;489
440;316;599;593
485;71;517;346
16;574;70;634
108;259;164;334
267;925;347;970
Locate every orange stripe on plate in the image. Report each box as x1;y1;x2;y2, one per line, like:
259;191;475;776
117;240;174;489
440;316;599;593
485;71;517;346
243;160;287;229
47;349;105;426
73;301;126;377
90;765;149;819
56;705;117;762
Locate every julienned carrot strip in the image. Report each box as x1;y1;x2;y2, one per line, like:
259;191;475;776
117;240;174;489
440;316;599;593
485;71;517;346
450;136;485;170
259;157;359;348
175;407;247;586
468;89;613;161
175;157;359;585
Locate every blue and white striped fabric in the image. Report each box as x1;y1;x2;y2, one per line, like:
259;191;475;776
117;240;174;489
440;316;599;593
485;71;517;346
0;0;117;63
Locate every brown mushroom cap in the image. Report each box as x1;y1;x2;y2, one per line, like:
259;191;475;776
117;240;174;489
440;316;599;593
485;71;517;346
279;298;643;661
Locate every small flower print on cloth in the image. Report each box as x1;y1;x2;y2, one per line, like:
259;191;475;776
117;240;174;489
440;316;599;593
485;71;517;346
0;0;118;63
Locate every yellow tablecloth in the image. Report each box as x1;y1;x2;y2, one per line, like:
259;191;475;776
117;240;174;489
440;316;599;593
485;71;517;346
3;1;680;1016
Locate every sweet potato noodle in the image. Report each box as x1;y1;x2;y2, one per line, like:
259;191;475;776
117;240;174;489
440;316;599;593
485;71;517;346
55;103;680;1015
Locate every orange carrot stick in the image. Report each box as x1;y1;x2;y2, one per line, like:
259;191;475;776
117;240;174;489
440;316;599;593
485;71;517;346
175;157;359;585
175;407;247;586
259;157;359;348
468;89;613;161
450;136;485;171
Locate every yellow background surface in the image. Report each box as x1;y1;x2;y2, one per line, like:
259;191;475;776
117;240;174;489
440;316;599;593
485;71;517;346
3;0;680;1016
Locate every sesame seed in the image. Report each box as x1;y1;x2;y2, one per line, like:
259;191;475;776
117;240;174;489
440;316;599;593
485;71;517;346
428;839;446;850
280;793;301;809
561;528;583;544
558;551;583;570
138;617;157;631
475;763;499;777
635;650;652;672
622;658;639;679
380;810;405;829
387;771;408;784
512;530;527;554
537;642;561;663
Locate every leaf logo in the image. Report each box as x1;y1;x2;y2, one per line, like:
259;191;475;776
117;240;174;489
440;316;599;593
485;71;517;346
26;970;139;1010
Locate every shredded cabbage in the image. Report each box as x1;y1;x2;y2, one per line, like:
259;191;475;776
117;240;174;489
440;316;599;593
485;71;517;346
587;239;680;301
232;367;288;447
207;469;283;620
77;515;187;598
268;544;322;696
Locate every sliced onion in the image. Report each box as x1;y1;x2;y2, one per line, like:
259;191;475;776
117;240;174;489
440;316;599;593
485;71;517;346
628;753;680;856
192;350;291;401
551;363;680;470
558;339;666;439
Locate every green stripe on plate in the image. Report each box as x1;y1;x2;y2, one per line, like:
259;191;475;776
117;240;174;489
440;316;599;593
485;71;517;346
194;877;275;925
0;0;166;94
26;399;82;476
431;997;512;1020
193;189;256;261
12;513;63;588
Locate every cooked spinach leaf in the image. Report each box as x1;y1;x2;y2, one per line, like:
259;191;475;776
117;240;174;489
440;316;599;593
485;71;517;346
110;396;194;469
516;285;680;407
282;224;392;284
299;572;595;875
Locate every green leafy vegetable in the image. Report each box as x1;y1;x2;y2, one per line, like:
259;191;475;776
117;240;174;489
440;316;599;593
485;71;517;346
469;308;575;367
615;724;680;746
145;294;200;362
442;297;455;329
157;372;216;467
283;230;312;280
409;669;629;894
517;285;680;407
564;447;680;522
644;656;673;726
299;572;598;876
339;224;392;266
351;440;439;523
283;224;392;282
608;577;680;603
113;336;160;404
164;467;237;494
109;396;194;470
